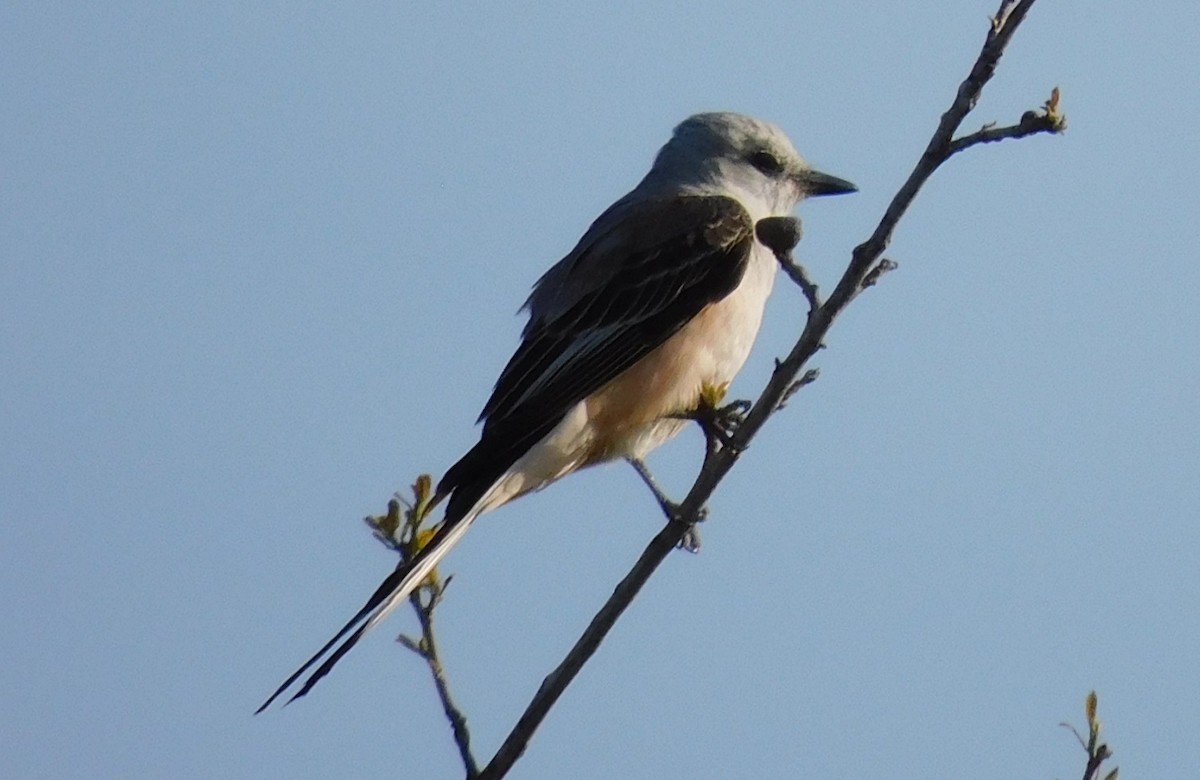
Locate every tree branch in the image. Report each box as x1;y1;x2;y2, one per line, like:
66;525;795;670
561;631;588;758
401;580;478;779
757;215;822;310
478;519;691;780
949;87;1067;155
366;483;479;778
475;2;1064;777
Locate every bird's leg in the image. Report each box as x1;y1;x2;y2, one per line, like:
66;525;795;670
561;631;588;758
625;457;706;553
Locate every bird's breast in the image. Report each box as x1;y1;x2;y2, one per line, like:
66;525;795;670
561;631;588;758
583;243;778;461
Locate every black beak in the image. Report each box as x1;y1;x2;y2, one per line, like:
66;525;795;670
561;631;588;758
798;169;858;197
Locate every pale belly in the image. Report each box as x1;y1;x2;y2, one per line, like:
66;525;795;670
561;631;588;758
583;242;777;460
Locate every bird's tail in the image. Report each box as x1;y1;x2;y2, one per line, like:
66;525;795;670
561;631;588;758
255;497;482;713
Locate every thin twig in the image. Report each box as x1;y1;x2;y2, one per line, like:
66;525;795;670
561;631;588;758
476;3;1061;777
778;257;823;310
367;486;479;777
861;259;899;290
948;98;1066;154
1061;691;1117;780
758;215;822;310
405;583;479;779
776;368;820;411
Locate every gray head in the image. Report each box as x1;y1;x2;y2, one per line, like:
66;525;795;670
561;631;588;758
644;112;856;213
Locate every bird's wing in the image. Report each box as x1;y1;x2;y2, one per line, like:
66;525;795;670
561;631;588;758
439;194;754;498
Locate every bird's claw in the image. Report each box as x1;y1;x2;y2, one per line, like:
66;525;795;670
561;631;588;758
656;498;707;553
652;496;709;553
693;398;751;451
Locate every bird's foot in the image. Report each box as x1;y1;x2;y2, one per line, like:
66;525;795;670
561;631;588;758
691;395;752;452
678;519;705;554
661;499;708;553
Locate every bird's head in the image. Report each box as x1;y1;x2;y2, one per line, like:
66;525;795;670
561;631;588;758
650;112;857;215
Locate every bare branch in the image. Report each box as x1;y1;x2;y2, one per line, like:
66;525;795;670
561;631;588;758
777;368;820;411
404;582;478;779
757;215;822;310
367;485;479;778
777;256;823;310
949;87;1066;154
475;3;1062;777
861;258;899;290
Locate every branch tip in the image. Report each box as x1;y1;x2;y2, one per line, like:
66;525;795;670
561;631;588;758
861;258;899;290
365;480;479;776
776;368;820;411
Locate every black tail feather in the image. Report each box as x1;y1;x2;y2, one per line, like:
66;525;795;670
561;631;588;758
259;444;527;712
286;617;374;705
255;563;411;714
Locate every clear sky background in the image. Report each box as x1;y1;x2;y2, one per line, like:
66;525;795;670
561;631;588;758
3;2;1197;778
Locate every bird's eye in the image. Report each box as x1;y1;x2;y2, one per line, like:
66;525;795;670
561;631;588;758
749;150;784;175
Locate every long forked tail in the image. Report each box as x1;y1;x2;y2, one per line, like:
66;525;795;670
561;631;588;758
255;502;480;713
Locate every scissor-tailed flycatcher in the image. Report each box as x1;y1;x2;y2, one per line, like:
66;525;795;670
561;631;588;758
259;112;855;711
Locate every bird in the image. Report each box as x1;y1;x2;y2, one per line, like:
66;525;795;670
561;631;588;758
258;112;856;712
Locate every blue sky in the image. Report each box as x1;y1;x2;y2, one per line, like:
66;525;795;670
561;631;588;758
2;2;1197;778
